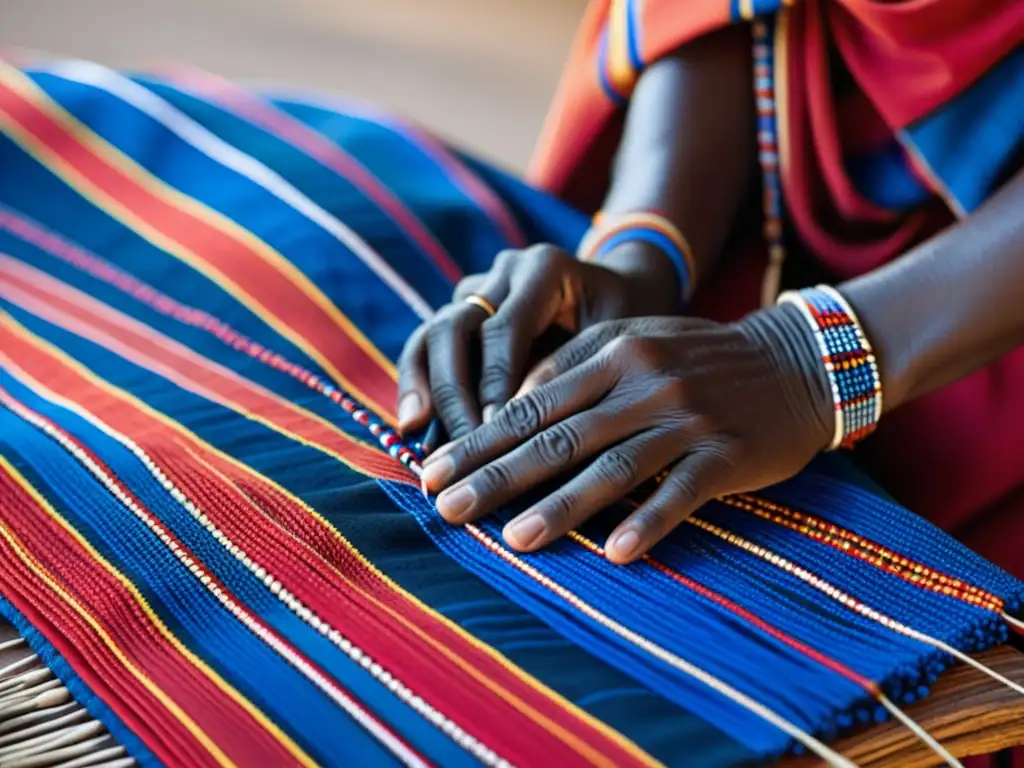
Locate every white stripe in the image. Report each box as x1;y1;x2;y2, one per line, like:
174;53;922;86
430;501;857;766
0;383;430;768
0;361;507;767
38;59;435;320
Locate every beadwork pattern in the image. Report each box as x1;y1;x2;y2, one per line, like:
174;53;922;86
778;285;883;449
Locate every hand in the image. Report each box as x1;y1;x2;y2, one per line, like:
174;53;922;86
419;305;835;564
396;242;682;439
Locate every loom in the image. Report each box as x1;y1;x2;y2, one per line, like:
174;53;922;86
0;57;1021;767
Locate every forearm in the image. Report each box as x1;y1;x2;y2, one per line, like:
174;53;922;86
842;168;1024;412
596;24;756;295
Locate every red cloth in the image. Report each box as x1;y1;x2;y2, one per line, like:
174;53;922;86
530;0;1024;579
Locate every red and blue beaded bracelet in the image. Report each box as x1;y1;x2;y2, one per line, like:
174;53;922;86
777;285;883;450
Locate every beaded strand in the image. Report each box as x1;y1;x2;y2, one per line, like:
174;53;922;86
778;285;882;449
752;18;787;308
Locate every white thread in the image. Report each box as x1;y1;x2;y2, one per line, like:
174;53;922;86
1003;613;1024;632
877;695;962;768
689;518;1024;699
39;60;434;320
440;512;856;767
0;377;505;768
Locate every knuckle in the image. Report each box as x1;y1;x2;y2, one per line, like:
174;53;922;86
632;499;676;540
653;377;689;409
476;462;514;497
533;424;583;467
479;316;511;345
502;395;545;440
431;383;474;432
664;473;701;506
594;449;639;488
494;248;520;267
478;362;513;400
626;337;663;368
537;492;577;532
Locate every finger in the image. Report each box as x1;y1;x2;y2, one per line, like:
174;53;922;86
426;303;488;440
502;428;691;551
420;349;618;493
451;273;486;302
604;447;734;564
434;390;662;525
478;248;572;420
428;263;514;439
515;321;626;398
396;324;431;434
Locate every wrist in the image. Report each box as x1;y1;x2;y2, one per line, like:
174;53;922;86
595;240;684;315
737;304;836;453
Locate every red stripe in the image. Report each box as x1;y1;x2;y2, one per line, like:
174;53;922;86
158;68;465;284
1;393;428;765
571;535;877;693
0;78;399;422
0;319;648;767
0;470;237;766
0;259;409;483
728;496;1003;611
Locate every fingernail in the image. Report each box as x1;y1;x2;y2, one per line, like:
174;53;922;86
606;529;641;562
482;404;496;423
503;514;546;550
436;484;476;522
398;393;423;431
421;454;455;492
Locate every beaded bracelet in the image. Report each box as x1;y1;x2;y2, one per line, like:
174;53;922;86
577;211;697;304
776;285;882;450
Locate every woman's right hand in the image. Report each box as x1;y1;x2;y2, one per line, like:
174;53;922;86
397;242;682;440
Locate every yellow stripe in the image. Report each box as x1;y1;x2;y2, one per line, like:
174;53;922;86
0;375;319;764
0;458;240;767
740;0;755;21
1;312;658;767
192;451;638;768
606;0;638;93
0;62;398;424
0;272;393;478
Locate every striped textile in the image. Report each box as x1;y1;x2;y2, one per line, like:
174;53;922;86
0;57;1021;767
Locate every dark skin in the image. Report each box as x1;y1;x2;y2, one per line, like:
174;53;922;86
398;25;1024;564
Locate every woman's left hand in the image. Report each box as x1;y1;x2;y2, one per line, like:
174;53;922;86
420;306;837;563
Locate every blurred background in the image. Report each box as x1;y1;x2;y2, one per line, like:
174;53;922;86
1;0;589;171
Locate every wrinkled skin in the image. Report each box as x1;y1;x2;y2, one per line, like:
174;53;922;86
414;307;834;564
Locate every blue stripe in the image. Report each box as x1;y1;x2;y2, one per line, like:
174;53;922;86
594;228;691;297
265;95;516;265
134;76;457;302
0;141;337;388
0;302;718;766
0;593;160;767
625;0;643;71
25;71;423;363
0;227;382;450
0;371;472;766
0;410;398;765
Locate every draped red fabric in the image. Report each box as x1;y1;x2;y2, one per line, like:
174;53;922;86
529;0;1024;579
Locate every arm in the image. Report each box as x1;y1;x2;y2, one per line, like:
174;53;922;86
842;167;1024;411
397;26;757;436
420;169;1024;562
591;24;756;306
